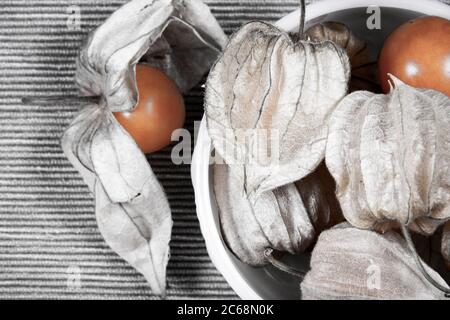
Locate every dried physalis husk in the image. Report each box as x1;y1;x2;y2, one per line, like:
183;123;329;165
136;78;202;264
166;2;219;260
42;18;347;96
326;75;450;235
62;0;226;296
306;21;380;93
295;161;344;234
77;0;227;112
442;222;450;269
205;21;350;198
214;160;314;266
301;223;449;300
214;159;344;266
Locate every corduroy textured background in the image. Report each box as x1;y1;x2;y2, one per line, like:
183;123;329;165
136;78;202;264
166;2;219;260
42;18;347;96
0;0;310;300
0;0;448;300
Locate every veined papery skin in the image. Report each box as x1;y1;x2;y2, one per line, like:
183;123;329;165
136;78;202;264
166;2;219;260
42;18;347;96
301;223;449;300
205;21;350;199
295;161;345;233
306;21;380;93
214;160;314;267
76;0;227;113
326;76;450;235
214;159;343;266
62;0;227;296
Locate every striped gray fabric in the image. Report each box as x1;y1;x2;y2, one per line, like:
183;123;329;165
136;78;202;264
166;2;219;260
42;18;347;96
0;0;306;300
0;0;448;300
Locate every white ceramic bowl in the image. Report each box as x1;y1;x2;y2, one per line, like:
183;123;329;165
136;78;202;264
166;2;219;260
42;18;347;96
191;0;450;300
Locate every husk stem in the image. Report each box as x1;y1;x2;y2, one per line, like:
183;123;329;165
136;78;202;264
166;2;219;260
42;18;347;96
264;248;307;279
401;225;450;298
297;0;306;41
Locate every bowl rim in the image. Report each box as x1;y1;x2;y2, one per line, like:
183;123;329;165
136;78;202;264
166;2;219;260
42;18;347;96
191;0;450;300
277;0;450;32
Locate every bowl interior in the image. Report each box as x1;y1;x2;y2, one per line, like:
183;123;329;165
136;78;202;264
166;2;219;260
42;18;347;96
206;6;444;300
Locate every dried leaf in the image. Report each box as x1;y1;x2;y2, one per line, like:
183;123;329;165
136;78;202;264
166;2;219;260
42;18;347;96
76;0;227;111
62;0;226;296
301;223;449;300
205;21;350;197
326;76;450;235
306;21;380;93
